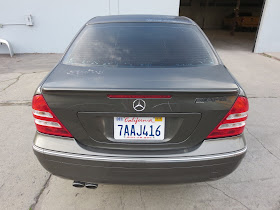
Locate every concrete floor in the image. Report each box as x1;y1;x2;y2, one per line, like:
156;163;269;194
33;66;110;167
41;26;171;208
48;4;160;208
0;31;280;210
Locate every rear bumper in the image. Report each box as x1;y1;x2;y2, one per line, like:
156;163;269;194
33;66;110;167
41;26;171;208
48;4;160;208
33;133;246;184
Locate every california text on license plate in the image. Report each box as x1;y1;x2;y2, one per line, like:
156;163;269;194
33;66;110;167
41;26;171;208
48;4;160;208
114;117;165;140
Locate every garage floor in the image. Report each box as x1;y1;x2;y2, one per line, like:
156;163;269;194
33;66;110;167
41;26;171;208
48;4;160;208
0;30;280;210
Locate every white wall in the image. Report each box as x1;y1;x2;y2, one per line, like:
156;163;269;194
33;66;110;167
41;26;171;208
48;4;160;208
119;0;179;16
0;0;179;54
254;0;280;53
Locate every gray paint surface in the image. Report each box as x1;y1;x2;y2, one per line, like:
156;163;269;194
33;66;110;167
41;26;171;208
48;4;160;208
43;64;238;92
87;15;195;25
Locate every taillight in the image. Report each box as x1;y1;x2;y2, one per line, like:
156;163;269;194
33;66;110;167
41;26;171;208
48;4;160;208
32;95;73;137
206;96;249;139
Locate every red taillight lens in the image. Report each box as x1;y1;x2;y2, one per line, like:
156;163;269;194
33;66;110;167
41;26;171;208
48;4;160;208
32;95;73;137
206;96;249;139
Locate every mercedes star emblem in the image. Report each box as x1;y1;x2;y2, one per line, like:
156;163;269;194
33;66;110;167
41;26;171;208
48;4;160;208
133;99;146;112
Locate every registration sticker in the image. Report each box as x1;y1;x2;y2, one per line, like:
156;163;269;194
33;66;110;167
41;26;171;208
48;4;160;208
155;117;163;122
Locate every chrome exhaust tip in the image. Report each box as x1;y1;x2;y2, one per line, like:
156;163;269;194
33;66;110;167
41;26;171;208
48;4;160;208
85;183;98;189
72;181;85;188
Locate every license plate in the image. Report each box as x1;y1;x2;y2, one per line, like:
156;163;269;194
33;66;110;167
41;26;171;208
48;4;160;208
114;117;165;141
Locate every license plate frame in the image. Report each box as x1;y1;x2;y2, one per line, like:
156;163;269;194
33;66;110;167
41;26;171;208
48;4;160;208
113;117;165;142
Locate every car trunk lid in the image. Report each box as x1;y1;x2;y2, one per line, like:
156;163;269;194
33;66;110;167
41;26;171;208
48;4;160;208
41;64;238;152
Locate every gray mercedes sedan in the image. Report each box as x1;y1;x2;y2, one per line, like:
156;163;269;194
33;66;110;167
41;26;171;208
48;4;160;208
32;15;248;188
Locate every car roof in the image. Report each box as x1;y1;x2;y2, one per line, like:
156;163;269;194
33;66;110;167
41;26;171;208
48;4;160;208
87;15;195;25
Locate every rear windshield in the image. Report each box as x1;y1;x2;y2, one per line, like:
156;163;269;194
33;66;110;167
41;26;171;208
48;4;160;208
63;23;218;67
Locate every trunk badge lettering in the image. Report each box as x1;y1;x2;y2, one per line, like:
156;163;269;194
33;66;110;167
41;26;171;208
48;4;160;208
195;97;227;103
133;99;146;112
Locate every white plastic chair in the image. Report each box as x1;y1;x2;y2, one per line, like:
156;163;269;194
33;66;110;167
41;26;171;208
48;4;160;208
0;39;14;57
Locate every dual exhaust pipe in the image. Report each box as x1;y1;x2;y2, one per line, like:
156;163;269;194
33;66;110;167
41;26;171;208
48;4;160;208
73;181;98;189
